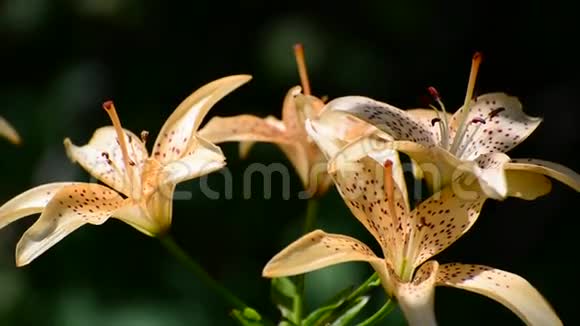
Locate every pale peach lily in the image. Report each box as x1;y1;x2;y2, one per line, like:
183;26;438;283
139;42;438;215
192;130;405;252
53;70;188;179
199;45;374;196
322;53;580;200
0;116;20;144
0;75;250;266
263;139;561;326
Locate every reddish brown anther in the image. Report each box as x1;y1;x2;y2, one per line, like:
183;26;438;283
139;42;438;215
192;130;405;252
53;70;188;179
471;117;486;124
427;86;440;101
102;100;114;111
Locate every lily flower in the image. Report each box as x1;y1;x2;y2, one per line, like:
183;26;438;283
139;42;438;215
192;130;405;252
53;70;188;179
0;116;21;144
320;53;580;199
0;75;251;266
263;139;561;325
199;45;374;197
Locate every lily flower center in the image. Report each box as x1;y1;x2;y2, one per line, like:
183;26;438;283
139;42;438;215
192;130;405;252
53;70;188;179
427;52;484;157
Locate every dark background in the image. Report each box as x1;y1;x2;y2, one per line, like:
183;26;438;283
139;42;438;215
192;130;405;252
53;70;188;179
0;1;578;325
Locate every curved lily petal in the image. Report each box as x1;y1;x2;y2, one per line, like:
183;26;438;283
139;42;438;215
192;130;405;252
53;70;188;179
437;263;562;326
153;75;252;164
281;86;309;139
449;93;542;160
160;136;226;185
410;185;485;269
470;153;511;200
395;260;439;326
262;229;384;278
64;126;147;196
325;96;436;145
504;170;552;200
15;183;125;266
0;182;77;229
198;114;289;145
505;158;580;192
0;116;20;144
328;143;409;266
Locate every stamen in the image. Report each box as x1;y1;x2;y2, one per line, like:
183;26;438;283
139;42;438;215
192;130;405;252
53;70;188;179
449;52;483;154
293;43;311;96
103;100;135;189
140;130;149;144
470;117;486;124
427;86;440;101
431;118;441;126
427;86;450;149
488;107;505;119
383;160;398;229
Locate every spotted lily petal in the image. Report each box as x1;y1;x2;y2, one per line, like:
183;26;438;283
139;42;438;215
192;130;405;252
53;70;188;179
394;261;439;326
198;114;289;145
469;152;511;200
449;93;542;160
160;136;226;185
409;185;485;269
328;142;410;267
0;182;77;229
15;183;125;266
325;96;436;145
64;126;147;196
0;116;20;144
407;109;452;145
262;229;385;278
437;263;562;326
152;75;251;163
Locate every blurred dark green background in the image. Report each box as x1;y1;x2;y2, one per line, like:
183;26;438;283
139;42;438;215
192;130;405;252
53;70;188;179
0;1;578;325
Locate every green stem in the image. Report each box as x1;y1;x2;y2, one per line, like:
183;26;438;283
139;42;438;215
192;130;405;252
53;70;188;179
356;299;396;326
294;198;320;324
347;272;379;302
159;234;247;310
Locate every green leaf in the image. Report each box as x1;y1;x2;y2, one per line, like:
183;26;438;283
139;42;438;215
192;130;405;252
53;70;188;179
303;286;354;326
329;296;370;326
271;277;299;323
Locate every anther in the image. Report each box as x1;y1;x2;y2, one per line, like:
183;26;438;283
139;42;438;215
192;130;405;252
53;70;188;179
488;107;505;119
470;117;486;124
431;118;441;126
427;86;440;101
140;130;149;144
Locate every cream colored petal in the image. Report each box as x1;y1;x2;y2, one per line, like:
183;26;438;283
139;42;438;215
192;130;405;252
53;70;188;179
449;93;542;160
395;260;439;326
281;86;308;138
0;116;20;144
505;158;580;193
160;136;226;185
112;185;175;237
328;142;409;268
64;126;147;196
410;185;485;269
152;75;252;164
325;96;436;145
198;114;289;145
470;152;511;200
407;108;452;146
0;182;77;229
262;229;383;278
304;118;343;160
276;141;311;189
15;183;125;266
437;263;562;326
504;170;552;200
